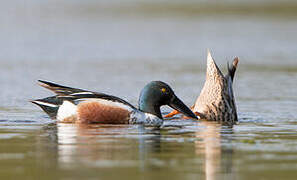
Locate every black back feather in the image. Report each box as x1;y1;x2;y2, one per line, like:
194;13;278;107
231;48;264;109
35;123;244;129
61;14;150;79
32;80;137;118
31;96;62;119
38;80;85;95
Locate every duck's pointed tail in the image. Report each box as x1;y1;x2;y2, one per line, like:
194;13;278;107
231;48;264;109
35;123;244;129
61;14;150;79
206;49;224;79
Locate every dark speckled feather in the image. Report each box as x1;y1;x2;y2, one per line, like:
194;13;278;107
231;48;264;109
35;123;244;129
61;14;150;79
193;51;238;125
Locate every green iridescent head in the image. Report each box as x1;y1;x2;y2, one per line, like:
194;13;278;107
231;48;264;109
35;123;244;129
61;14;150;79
138;81;197;119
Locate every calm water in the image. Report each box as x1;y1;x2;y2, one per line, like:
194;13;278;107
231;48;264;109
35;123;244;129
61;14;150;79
0;1;297;180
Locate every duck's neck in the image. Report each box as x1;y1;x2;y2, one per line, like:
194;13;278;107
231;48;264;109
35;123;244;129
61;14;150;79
138;98;162;119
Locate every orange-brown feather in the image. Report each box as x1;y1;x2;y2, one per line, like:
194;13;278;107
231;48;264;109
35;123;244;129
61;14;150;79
77;101;131;124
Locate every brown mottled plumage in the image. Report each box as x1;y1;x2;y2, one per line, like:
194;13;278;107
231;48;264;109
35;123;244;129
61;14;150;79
193;51;238;124
165;50;239;125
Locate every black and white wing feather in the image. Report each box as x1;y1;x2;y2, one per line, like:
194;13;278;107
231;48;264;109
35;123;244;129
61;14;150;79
32;80;138;119
37;80;137;109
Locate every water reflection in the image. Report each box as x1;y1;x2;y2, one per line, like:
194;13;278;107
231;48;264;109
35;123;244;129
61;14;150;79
44;123;162;170
195;121;234;180
39;121;237;179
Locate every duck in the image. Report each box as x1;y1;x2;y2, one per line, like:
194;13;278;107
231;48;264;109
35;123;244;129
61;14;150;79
31;80;197;126
165;50;239;125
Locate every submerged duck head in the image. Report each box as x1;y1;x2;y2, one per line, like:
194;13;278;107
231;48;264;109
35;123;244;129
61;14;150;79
138;81;197;119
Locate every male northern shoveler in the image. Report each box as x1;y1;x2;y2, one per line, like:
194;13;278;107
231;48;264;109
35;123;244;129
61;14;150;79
31;80;197;126
165;50;239;125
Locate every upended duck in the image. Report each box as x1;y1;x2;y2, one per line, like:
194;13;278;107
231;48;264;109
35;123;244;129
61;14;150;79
31;80;197;126
165;51;239;125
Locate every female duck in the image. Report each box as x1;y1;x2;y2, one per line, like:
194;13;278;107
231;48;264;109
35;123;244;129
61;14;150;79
32;80;197;126
165;51;239;125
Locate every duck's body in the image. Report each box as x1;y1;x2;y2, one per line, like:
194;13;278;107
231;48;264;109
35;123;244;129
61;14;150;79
32;80;197;126
165;51;239;125
193;51;238;124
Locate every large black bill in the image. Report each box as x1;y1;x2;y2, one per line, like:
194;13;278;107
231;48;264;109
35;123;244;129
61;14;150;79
169;96;198;119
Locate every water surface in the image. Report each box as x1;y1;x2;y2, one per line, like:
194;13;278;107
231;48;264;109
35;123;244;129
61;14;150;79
0;1;297;179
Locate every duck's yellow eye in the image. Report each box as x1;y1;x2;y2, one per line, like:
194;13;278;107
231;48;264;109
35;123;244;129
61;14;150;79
161;88;166;93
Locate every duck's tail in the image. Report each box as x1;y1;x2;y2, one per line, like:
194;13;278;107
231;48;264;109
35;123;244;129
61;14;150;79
206;49;224;79
225;57;239;122
226;57;239;82
31;96;63;119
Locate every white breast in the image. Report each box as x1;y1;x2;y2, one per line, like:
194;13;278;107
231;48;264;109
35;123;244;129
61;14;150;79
57;101;78;121
130;111;163;126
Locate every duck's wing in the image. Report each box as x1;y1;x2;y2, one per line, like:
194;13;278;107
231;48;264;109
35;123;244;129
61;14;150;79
225;57;239;82
62;91;137;110
32;81;138;121
32;93;136;124
38;80;88;95
224;57;239;122
37;80;136;109
225;75;238;122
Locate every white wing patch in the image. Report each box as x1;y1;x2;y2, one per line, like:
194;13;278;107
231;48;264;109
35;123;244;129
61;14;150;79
71;92;94;95
57;101;78;121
